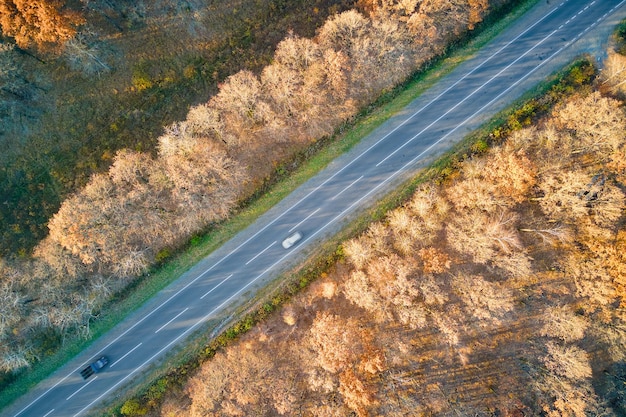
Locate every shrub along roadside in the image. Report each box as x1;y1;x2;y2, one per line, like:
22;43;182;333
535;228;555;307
103;54;596;417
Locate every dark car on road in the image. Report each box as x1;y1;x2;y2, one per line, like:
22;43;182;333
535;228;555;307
80;356;109;380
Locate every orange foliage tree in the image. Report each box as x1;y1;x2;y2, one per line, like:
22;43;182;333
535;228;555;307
0;0;84;50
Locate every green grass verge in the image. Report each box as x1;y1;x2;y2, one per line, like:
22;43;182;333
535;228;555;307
0;0;543;412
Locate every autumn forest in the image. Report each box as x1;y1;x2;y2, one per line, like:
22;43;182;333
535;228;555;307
161;86;626;416
1;0;625;415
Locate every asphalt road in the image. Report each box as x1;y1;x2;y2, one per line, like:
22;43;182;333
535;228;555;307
3;0;626;416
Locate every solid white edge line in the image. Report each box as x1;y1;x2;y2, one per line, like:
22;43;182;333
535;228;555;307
155;308;189;334
289;208;320;233
110;343;143;368
66;377;97;401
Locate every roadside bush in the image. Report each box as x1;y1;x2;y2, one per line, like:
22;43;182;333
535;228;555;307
120;399;148;416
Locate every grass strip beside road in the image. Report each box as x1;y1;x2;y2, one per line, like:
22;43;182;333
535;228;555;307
0;0;541;411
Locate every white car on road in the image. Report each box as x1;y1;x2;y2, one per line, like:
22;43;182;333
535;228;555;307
281;231;302;249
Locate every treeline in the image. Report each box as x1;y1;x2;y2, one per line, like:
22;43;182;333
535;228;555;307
0;0;505;376
152;67;625;417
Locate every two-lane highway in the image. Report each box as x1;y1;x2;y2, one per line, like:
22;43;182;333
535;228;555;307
4;0;626;415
